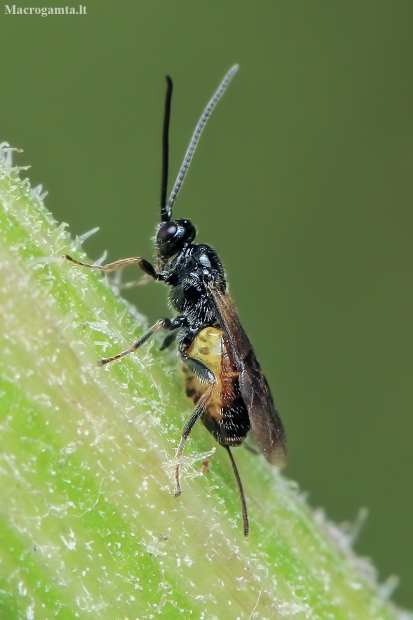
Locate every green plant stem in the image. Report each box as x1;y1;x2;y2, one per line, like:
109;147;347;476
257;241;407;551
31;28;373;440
0;144;409;619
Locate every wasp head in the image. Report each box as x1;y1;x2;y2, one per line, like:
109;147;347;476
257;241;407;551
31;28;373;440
155;218;196;259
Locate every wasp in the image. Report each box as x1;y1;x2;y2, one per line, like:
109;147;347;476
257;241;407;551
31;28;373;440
65;66;286;536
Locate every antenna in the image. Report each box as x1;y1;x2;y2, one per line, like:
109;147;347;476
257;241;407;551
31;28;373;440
165;64;239;220
160;76;173;222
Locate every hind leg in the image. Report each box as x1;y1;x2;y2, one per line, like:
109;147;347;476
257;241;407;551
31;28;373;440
174;355;215;497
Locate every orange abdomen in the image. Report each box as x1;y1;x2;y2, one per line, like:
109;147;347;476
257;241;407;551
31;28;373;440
181;327;250;447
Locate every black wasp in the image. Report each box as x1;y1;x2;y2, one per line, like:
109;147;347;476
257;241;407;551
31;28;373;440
65;65;286;536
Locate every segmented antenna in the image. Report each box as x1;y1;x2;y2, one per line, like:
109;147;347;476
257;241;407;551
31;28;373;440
160;76;173;222
165;64;239;220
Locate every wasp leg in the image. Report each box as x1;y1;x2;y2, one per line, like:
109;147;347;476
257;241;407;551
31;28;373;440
174;387;213;497
64;254;158;280
160;330;178;351
99;316;184;366
225;446;249;537
174;356;215;497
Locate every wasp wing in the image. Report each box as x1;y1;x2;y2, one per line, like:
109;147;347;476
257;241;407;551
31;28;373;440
206;284;286;467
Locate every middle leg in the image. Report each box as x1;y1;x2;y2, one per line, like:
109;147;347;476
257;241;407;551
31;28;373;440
99;316;184;366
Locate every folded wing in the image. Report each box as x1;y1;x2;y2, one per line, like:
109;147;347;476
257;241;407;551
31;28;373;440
206;285;286;466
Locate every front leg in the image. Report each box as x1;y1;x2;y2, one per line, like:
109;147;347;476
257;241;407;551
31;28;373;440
64;254;159;280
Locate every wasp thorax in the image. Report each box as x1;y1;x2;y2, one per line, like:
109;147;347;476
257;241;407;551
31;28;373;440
156;219;196;258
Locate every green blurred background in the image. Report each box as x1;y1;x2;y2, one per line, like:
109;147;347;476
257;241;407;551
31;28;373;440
1;0;412;609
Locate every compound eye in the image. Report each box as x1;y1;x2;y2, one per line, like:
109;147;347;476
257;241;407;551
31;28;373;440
157;222;177;244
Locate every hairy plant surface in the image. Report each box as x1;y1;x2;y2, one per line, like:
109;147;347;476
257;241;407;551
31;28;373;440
0;143;410;619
